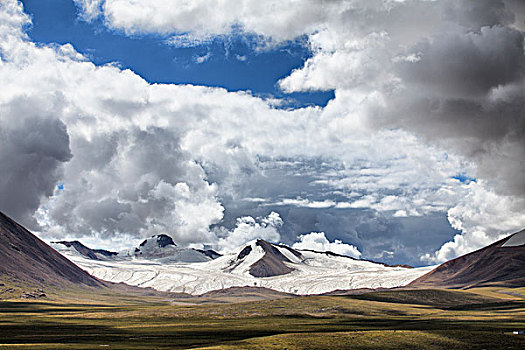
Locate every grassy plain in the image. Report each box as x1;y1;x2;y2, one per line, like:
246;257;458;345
0;287;524;349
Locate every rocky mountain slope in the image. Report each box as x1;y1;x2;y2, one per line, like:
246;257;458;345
409;229;525;288
0;211;104;291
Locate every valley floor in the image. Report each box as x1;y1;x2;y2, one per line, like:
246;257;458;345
0;287;524;349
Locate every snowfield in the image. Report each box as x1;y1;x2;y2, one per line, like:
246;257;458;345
53;240;434;295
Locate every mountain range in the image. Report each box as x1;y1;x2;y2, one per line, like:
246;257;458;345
53;234;434;295
1;210;524;297
53;234;220;264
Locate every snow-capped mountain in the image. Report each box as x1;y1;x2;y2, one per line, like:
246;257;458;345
51;240;118;261
120;234;217;263
54;237;434;295
53;234;220;264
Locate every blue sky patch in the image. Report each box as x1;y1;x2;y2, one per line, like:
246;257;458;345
21;0;334;108
452;174;477;184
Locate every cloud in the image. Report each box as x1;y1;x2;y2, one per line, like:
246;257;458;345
38;127;224;244
215;211;282;252
278;1;525;200
194;52;211;64
73;0;103;21
422;181;525;263
292;232;361;259
270;198;336;209
0;96;72;228
77;0;524;198
0;0;29;41
73;0;332;43
0;0;523;264
373;24;525;197
0;2;225;244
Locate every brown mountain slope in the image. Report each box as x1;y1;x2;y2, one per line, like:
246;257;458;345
248;240;298;277
409;229;525;288
0;211;104;289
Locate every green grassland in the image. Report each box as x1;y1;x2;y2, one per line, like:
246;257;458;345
0;287;524;349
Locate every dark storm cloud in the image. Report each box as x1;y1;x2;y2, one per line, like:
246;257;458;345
43;125;223;243
240;205;457;267
397;26;525;97
208;157;460;266
444;0;515;29
48;127;189;236
369;3;525;196
0;96;72;228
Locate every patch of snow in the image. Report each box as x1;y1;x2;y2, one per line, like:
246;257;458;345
50;243;82;257
275;245;303;263
62;241;434;295
502;230;525;247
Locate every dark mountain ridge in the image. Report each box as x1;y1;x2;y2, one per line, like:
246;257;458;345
53;240;118;260
139;234;176;248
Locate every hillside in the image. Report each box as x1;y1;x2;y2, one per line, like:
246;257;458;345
0;211;104;293
409;229;525;288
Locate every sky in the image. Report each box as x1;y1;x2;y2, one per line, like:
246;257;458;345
0;0;524;266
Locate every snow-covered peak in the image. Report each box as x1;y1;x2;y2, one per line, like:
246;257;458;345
123;234;177;257
205;239;303;278
51;241;118;261
139;234;176;249
211;240;266;275
122;234;212;263
227;239;261;255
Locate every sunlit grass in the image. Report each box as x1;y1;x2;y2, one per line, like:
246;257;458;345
0;287;524;349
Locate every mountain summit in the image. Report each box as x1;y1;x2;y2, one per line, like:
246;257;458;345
139;234;176;249
226;239;302;277
123;234;215;262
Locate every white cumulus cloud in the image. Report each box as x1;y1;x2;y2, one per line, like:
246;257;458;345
0;0;523;262
215;212;283;252
293;232;361;258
